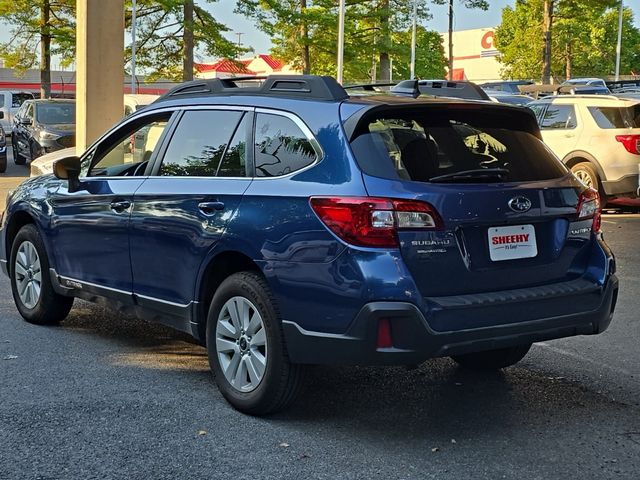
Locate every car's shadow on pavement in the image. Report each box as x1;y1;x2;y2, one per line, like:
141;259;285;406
57;299;633;446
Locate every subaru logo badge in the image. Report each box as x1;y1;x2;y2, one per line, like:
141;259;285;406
508;196;532;213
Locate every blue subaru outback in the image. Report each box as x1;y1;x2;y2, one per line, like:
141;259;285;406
0;76;618;414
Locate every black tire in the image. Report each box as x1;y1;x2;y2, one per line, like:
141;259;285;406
451;344;531;370
206;271;304;415
9;224;74;325
12;138;25;165
30;142;40;163
571;162;607;206
0;154;6;173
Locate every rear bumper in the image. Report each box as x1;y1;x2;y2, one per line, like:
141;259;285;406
283;274;618;365
602;172;639;197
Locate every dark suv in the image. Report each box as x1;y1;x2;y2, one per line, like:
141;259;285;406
11;99;75;165
0;76;618;414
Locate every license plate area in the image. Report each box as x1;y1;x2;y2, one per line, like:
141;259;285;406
488;224;537;262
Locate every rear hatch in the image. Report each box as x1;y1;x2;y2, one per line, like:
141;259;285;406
346;101;599;297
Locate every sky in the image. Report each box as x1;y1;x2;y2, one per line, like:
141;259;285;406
211;0;640;59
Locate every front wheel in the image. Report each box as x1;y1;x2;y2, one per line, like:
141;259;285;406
12;140;25;165
0;154;6;173
206;272;304;415
451;344;531;370
10;224;74;324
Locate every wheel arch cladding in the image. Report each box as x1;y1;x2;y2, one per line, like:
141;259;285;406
563;152;607;181
195;250;262;342
5;210;36;273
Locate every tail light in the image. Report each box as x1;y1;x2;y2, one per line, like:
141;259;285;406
576;188;601;233
309;196;443;248
615;134;640;155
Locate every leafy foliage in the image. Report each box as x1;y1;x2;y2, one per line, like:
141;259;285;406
126;0;246;81
235;0;445;82
0;0;75;71
495;0;638;80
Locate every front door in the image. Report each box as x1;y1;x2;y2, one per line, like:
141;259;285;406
48;111;175;297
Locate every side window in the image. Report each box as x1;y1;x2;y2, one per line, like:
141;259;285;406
159;110;242;177
254;113;317;177
86;114;171;177
528;103;546;124
540;104;577;129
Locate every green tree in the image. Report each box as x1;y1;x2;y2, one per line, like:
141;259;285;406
391;27;446;80
0;0;75;97
496;1;639;81
128;0;245;81
236;0;434;82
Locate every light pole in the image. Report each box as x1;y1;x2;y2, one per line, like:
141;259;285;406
615;0;623;81
337;0;345;84
131;0;136;94
410;0;417;79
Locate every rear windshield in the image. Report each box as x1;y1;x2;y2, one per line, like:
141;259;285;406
588;105;640;129
350;109;568;183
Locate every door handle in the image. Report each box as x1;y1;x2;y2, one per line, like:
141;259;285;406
110;200;131;213
198;201;225;216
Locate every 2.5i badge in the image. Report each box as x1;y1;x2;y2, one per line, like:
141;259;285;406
488;224;538;262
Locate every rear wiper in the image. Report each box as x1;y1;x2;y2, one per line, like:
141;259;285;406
429;168;510;183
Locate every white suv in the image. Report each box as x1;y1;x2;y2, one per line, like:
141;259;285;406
529;95;640;201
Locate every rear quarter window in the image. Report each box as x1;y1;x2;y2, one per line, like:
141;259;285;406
350;107;568;184
254;113;317;177
588;105;640;129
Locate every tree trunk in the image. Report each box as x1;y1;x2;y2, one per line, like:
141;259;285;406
378;0;391;82
565;41;572;80
40;0;51;99
448;0;453;80
300;0;310;74
542;0;554;84
183;0;194;82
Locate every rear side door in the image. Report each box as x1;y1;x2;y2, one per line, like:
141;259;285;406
130;107;253;322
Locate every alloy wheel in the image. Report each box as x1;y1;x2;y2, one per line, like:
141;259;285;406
215;296;268;392
14;240;42;309
574;169;594;188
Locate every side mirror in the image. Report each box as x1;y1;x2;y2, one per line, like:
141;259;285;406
20;118;32;126
53;156;82;192
0;111;4;120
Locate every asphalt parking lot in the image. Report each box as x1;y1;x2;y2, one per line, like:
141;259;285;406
0;145;639;479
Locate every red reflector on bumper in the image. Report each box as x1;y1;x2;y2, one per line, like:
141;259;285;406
377;318;393;349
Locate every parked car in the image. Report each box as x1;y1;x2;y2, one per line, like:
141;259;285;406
0;114;7;172
391;79;490;100
0;90;35;133
124;93;159;116
484;90;534;106
29;95;161;177
479;80;533;94
528;95;640;201
1;75;618;414
11;99;75;165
